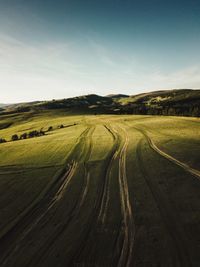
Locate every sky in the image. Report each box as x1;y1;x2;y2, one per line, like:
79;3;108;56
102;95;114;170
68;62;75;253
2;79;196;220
0;0;200;103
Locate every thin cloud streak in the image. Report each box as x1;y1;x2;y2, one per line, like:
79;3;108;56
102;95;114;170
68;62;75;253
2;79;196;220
0;34;200;103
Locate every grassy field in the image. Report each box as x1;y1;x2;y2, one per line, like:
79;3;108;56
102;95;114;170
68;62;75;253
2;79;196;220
0;111;200;267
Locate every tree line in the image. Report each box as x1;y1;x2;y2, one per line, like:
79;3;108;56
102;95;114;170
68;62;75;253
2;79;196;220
119;103;200;117
0;124;65;144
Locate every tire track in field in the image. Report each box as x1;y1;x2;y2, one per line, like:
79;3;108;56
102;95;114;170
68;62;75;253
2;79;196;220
51;161;78;202
24;161;78;233
68;125;95;213
87;123;134;266
136;136;192;267
71;125;95;211
79;171;90;208
27;126;95;267
67;123;122;266
117;127;134;267
135;127;200;181
1;160;78;267
97;124;120;224
0;126;90;243
0;126;95;266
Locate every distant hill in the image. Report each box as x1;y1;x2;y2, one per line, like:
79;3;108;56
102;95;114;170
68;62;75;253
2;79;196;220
106;94;129;99
118;89;200;116
0;103;7;107
1;89;200;117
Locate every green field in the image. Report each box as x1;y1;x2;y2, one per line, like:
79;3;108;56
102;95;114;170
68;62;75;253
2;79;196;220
0;111;200;267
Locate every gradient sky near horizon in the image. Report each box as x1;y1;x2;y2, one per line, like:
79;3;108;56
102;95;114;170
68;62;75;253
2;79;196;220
0;0;200;102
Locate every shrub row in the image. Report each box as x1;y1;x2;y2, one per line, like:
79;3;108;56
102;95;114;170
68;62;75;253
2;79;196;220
11;130;45;141
0;124;66;143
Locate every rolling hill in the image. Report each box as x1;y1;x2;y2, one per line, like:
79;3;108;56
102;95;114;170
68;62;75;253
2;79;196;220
117;89;200;116
0;104;7;108
1;89;200;117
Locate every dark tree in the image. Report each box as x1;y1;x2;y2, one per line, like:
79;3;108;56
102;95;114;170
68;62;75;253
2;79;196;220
28;130;40;138
20;133;27;139
40;130;45;136
0;138;6;143
12;134;19;141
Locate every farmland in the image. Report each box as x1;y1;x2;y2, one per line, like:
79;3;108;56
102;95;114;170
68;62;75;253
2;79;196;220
0;111;200;266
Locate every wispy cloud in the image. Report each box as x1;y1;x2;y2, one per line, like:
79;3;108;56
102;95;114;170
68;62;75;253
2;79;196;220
0;34;93;101
0;34;84;76
142;65;200;90
0;33;199;102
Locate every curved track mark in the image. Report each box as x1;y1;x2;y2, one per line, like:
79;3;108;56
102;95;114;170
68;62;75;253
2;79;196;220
0;126;94;266
1;161;78;266
135;127;200;181
117;128;134;267
136;136;192;267
76;126;95;210
0;126;90;242
25;126;95;267
98;124;120;224
28;126;95;266
79;170;90;209
52;161;78;202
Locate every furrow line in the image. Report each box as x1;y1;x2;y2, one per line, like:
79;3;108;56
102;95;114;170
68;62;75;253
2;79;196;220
135;132;192;266
0;126;93;266
98;124;119;224
28;126;95;267
135;127;200;181
0;126;90;243
117;130;134;267
1;160;78;266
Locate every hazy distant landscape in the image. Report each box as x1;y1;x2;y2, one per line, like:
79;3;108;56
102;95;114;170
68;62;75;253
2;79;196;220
0;89;200;266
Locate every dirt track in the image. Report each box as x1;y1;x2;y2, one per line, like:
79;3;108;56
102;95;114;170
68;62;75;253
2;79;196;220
0;126;95;266
117;128;134;267
135;127;200;181
136;139;192;266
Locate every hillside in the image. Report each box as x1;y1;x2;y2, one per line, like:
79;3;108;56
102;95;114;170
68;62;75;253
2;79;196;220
118;89;200;116
0;104;7;108
1;89;200;117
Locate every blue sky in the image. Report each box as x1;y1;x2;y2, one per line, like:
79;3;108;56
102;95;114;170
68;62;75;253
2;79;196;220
0;0;200;102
